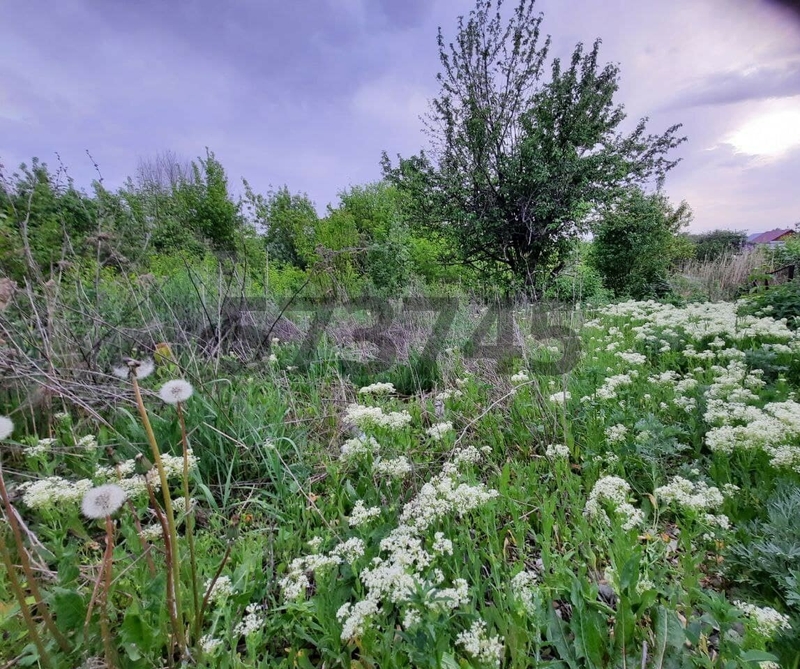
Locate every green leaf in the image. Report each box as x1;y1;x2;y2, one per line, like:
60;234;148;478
440;652;460;669
739;650;779;663
546;606;578;669
53;588;85;633
652;606;685;669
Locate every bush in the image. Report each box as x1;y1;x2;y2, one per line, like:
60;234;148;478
590;188;692;299
739;280;800;329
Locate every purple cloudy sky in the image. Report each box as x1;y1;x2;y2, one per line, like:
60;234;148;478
1;0;800;233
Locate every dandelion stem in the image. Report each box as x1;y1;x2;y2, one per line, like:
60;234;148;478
130;374;185;652
0;464;70;652
176;401;200;641
0;531;52;668
100;515;118;668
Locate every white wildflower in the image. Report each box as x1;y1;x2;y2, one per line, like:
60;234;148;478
548;391;571;404
205;575;234;604
456;619;504;667
545;443;569;459
233;603;265;637
349;501;381;527
358;382;395;395
337;599;379;641
373;455;412;478
425;422;453;441
734;601;791;638
199;635;223;654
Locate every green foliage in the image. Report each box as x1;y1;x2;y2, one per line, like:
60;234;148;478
727;482;800;609
690;229;747;262
383;0;685;292
590;188;692;299
739;280;800;329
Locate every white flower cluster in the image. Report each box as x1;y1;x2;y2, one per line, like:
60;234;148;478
372;456;412;478
358;382;395;395
336;600;379;641
617;351;647;366
510;371;529;384
605;424;628;444
331;537;366;563
348;500;382;527
545;444;569;459
19;476;94;511
654;477;724;512
77;435;99;450
734;600;791;638
344;404;412;430
548;391;571;404
425;421;453;441
233;603;266;637
139;524;163;541
435;389;463;401
289;444;497;643
199;635;223;654
25;437;56;457
339;435;381;461
584;476;644;531
510;571;538;615
205;575;234;604
456;619;504;667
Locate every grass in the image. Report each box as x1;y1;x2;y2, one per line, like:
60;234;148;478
1;271;800;668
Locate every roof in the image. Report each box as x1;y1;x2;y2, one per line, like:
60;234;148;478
748;229;795;244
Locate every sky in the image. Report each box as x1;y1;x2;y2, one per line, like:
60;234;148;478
1;0;800;234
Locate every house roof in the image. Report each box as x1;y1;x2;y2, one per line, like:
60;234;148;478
748;228;795;244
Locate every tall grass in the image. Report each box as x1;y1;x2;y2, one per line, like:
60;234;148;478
670;248;773;301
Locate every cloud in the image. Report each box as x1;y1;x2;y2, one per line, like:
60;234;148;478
666;59;800;109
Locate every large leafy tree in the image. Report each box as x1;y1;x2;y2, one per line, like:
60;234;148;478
383;0;686;293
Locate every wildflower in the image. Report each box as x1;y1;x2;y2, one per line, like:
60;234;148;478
426;422;453;441
510;571;538;615
358;382;395;395
545;443;569;459
158;379;194;405
139;525;163;541
402;608;422;629
654;477;724;512
605;424;628;444
331;537;366;563
233;603;266;636
435;389;463;401
510;371;529;384
432;532;453;555
373;455;412;478
734;601;791;638
456;620;504;667
584;476;643;531
307;536;323;551
349;500;382;527
337;599;379;641
344;404;413;430
548;391;571;404
340;435;381;460
21;476;94;510
81;484;127;519
77;435;99;450
205;575;234;604
199;635;223;654
0;415;13;440
26;437;55;457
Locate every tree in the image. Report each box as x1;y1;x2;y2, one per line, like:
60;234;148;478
382;0;685;293
590;188;692;299
690;229;747;261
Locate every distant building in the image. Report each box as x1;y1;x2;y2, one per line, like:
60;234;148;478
745;228;796;248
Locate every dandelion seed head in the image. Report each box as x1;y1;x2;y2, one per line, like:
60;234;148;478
0;416;13;440
158;379;194;405
81;484;127;519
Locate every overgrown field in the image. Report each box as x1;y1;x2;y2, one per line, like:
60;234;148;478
2;295;800;668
